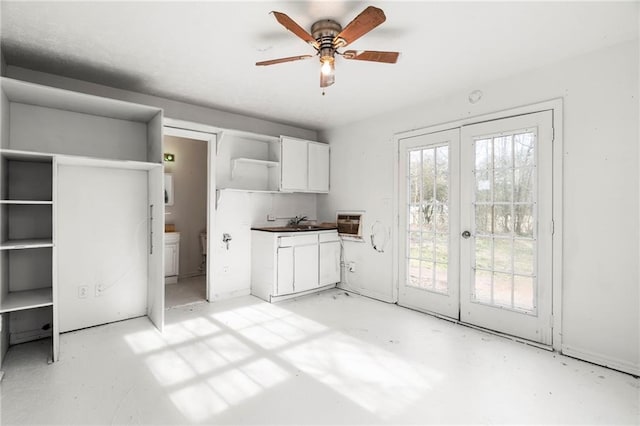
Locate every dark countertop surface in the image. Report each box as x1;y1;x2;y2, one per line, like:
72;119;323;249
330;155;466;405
251;226;338;233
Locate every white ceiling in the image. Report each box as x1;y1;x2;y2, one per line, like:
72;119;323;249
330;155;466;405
1;1;637;131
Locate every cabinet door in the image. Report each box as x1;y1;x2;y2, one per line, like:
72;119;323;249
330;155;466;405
294;244;319;292
319;241;341;286
281;137;308;192
308;142;329;192
276;246;294;295
164;243;178;277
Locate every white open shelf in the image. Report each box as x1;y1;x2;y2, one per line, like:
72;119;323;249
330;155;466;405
0;239;54;250
0;200;53;205
0;288;53;313
231;158;280;180
0;287;53;313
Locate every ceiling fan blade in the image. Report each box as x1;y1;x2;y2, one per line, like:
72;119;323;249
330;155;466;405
256;55;314;66
333;6;386;48
271;11;319;49
342;50;399;63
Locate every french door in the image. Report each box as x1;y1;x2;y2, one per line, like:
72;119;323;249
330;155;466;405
398;111;554;345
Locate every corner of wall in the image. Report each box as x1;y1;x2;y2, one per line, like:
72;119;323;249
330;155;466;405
0;53;6;76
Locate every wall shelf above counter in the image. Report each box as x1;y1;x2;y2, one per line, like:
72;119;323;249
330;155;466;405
231;158;280;179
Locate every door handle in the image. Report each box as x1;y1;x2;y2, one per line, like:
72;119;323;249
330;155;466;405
461;230;471;239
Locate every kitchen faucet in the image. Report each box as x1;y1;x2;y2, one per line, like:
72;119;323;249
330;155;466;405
288;215;308;226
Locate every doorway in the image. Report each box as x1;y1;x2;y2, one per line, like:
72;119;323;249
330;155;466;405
163;126;217;308
398;110;555;346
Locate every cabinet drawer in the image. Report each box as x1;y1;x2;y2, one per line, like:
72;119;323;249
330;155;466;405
278;234;318;247
319;232;340;243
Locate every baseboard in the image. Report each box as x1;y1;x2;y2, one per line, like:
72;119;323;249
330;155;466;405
336;283;395;304
270;284;337;303
562;344;640;376
10;328;53;345
165;276;178;285
212;288;251;301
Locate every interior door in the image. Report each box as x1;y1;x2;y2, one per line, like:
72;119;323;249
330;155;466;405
460;111;553;344
398;129;460;318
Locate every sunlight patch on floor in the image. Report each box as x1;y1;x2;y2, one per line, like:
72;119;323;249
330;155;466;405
281;331;444;419
123;297;439;423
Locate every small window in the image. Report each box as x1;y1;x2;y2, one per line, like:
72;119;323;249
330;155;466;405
336;211;364;240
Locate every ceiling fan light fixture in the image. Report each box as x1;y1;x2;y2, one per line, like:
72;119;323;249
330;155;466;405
320;57;334;76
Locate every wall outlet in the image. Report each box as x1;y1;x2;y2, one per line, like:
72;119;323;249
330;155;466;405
267;214;276;221
348;261;356;273
95;284;104;297
78;285;89;298
222;266;230;274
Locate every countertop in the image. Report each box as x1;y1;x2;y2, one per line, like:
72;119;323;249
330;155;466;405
251;225;338;233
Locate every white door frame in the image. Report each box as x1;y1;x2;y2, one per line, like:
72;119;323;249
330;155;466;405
163;118;218;302
393;98;563;351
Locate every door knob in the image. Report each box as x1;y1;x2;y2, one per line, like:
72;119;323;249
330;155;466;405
461;230;471;239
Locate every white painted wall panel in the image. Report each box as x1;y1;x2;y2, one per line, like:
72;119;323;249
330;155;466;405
319;40;639;374
212;190;317;300
57;165;148;332
9;103;147;161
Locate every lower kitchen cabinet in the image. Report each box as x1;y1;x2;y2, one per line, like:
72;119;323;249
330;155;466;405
319;234;341;286
251;229;339;302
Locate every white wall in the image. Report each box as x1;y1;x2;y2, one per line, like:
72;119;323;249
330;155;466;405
4;66;317;141
212;190;317;300
164;135;208;278
318;40;639;375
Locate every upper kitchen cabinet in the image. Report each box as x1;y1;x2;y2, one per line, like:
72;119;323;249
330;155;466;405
280;136;329;193
0;77;163;163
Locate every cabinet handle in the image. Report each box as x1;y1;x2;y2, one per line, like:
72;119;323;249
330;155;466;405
149;204;154;254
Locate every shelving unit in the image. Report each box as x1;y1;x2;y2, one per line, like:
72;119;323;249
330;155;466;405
231;157;279;179
0;77;165;374
0;150;55;370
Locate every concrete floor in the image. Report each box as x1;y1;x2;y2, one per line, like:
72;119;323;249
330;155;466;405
1;289;638;425
166;275;207;308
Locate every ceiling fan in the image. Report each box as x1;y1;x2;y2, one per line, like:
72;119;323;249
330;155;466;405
256;6;400;88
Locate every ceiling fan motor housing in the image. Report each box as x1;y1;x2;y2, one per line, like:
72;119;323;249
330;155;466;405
311;19;342;63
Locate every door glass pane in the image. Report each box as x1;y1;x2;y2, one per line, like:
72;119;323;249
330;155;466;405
475;139;492;170
419;261;434;289
475;204;492;235
409;258;420;287
471;131;538;313
474;270;492;304
514;204;534;238
493;272;513;307
514;133;535;167
475;170;491;202
493;205;513;235
493;168;513;202
514;239;534;275
421;234;434;261
475;237;492;270
514;168;535;202
435;263;448;293
493;238;512;272
493;136;513;169
406;144;449;294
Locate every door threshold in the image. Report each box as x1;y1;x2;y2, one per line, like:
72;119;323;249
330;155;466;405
398;302;552;351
